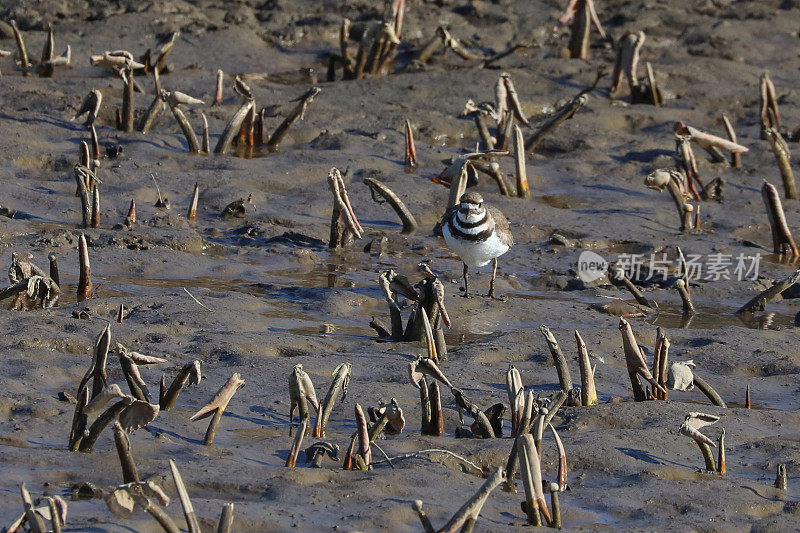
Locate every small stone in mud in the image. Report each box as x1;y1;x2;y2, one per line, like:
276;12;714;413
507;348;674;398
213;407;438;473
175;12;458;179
57;391;77;403
363;237;387;256
71;482;104;500
106;145;123;158
155;432;175;444
222;199;247;219
455;426;473;438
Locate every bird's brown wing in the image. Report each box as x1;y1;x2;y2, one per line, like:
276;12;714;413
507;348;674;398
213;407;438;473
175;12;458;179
439;204;458;229
488;206;514;247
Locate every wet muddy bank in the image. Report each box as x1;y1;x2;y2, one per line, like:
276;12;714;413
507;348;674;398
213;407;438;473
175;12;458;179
1;0;800;531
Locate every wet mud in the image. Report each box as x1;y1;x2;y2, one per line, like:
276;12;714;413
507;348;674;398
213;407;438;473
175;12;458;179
1;0;800;531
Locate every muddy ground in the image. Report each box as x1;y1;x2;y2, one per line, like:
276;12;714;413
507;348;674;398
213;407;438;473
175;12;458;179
1;0;800;531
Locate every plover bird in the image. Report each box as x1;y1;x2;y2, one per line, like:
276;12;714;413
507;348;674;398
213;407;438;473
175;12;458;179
441;192;513;298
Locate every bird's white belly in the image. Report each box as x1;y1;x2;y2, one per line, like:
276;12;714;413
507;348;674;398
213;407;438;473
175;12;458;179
443;226;509;267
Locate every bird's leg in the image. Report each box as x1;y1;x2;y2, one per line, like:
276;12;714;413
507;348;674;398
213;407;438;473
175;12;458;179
486;257;505;300
462;263;471;298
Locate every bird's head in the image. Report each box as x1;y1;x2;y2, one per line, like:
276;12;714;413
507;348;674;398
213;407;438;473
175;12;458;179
458;192;485;218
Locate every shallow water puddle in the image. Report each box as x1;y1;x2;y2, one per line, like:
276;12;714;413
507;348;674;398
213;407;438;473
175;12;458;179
547;235;654;255
93;258;359;295
646;307;795;330
96;275;264;295
90;265;387;337
511;290;795;331
15;266;798;333
760;253;800;268
230;145;267;159
5;282;133;309
263;265;355;289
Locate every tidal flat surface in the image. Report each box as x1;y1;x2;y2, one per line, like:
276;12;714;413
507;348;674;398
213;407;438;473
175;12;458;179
1;0;800;531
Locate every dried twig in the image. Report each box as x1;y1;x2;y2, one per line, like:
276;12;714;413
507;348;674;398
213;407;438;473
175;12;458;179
679;412;719;472
159;361;202;410
567;0;592;59
653;329;669;401
426;380;443;437
73;89;103;129
611;31;662;105
74;166;95;228
77;233;93;301
540;326;572;393
760;73;781;132
404;119;418;171
121;64;135;132
169;459;201;533
10;21;30;71
512;125;529;198
21;483;46;533
363;177;418;233
550;423;568;491
761;181;799;257
434;467;505;533
113;421;140;483
183;288;212;312
79;393;158;452
329;168;362;248
644;169;694;232
736;267;800;314
525;95;588;152
165;92;203;154
267;87;321;152
691;372;726;408
217;503;234;533
503;389;536;491
451;388;495;438
212;70;224;106
190;373;245;445
717;428;726;475
285;416;308;467
379;272;404;339
517;434;551;526
674;122;748;160
775;464;788;490
675;279;695;315
288;364;318;435
215;100;254;155
507;365;524;436
721;114;741;167
187;183;199;221
140;90;166;133
313;362;351;438
619;318;666;401
764;126;797;200
201;113;210;154
575;330;597;405
373;448;481;473
355;403;372;468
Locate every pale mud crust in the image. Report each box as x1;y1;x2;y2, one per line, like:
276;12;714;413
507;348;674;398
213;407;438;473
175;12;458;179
1;0;800;531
